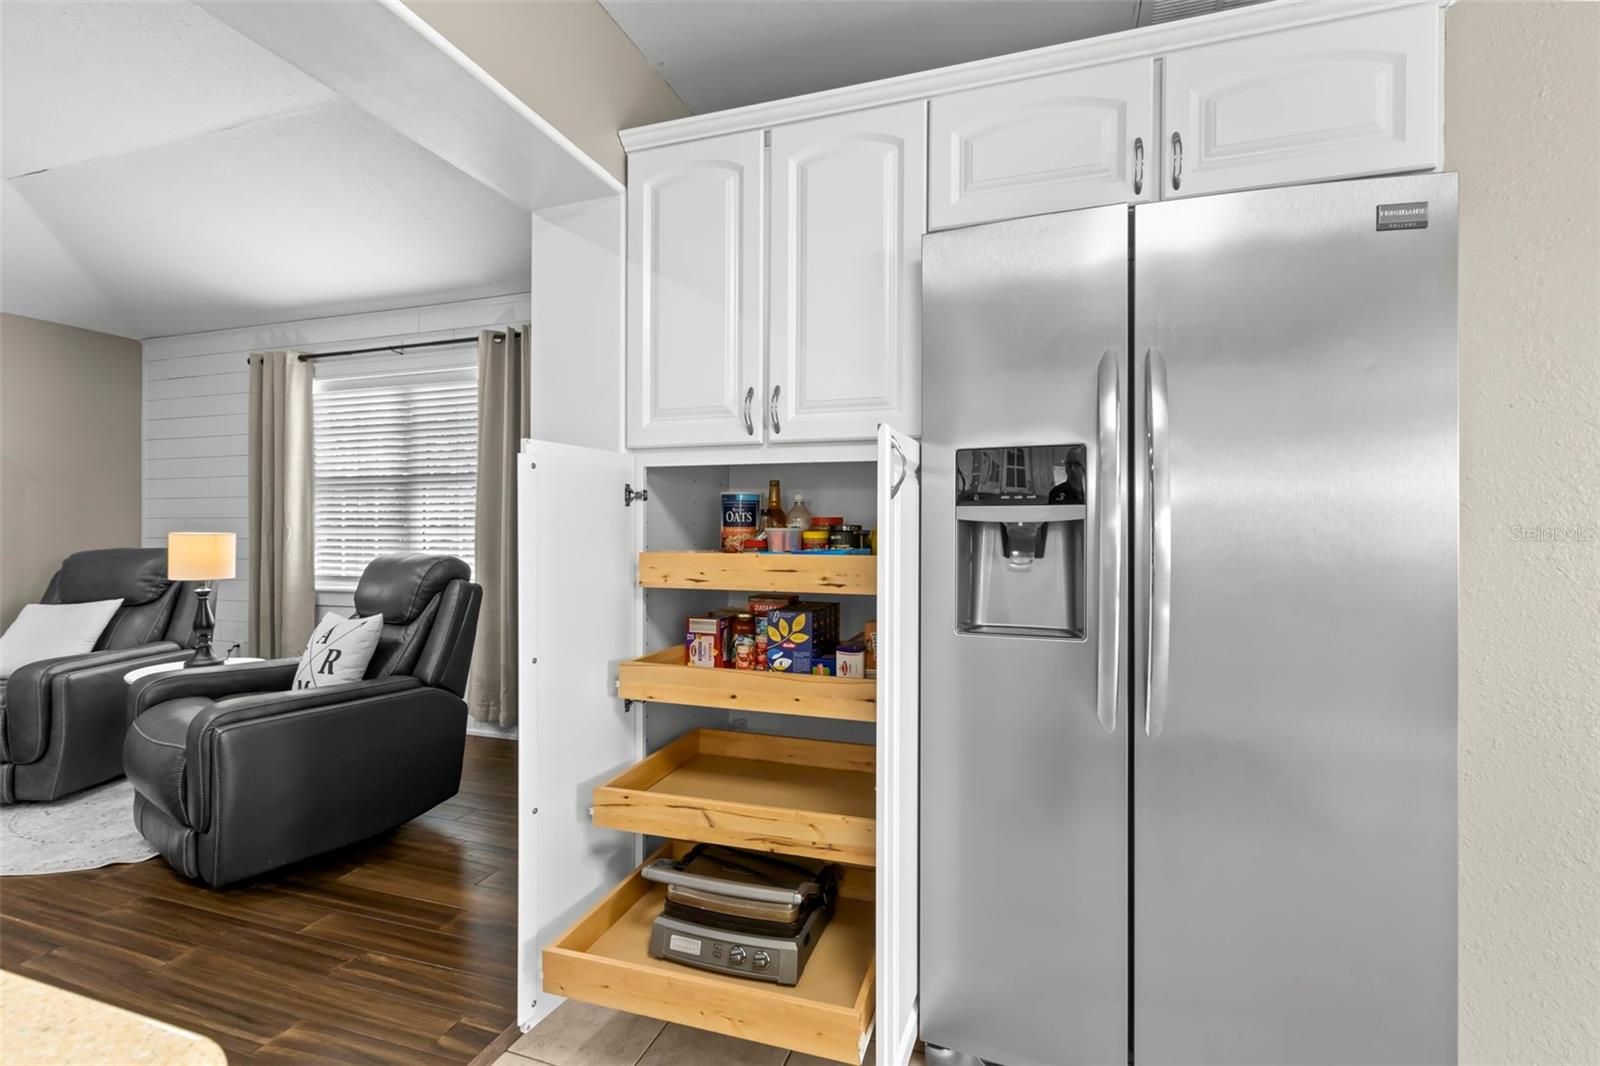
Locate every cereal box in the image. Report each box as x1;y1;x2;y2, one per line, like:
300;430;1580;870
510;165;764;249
686;615;727;669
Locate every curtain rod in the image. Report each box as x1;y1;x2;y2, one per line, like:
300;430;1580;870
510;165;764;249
297;334;501;361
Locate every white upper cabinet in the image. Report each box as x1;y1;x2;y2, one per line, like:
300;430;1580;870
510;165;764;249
1161;4;1441;199
622;3;1446;451
768;101;927;443
929;59;1155;230
627;132;765;448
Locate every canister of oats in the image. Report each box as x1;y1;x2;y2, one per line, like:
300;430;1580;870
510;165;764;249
720;491;762;552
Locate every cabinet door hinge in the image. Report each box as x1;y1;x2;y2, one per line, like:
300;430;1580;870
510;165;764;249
624;483;648;506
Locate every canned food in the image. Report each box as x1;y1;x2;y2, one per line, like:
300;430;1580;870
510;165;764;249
733;613;758;670
721;492;762;552
801;529;829;551
828;527;856;550
810;516;844;530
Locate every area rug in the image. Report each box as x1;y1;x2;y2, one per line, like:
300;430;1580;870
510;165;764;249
0;779;156;875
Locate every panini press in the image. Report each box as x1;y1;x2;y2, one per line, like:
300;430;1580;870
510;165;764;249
643;845;840;986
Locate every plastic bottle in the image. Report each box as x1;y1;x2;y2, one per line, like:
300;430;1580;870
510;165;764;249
786;493;813;529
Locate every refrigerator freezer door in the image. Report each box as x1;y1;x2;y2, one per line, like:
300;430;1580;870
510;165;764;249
921;207;1129;1066
1132;174;1458;1065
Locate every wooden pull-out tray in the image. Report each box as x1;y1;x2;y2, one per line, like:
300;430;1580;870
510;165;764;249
638;551;876;595
543;845;875;1064
617;647;876;722
592;729;876;866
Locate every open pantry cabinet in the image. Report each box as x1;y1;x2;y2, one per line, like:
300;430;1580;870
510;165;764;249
515;429;920;1065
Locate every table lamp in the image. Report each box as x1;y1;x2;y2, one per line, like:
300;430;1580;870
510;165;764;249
167;532;237;669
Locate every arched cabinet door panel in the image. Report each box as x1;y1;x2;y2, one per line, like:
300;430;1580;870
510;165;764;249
930;59;1155;230
627;131;765;448
1162;4;1441;198
768;101;926;443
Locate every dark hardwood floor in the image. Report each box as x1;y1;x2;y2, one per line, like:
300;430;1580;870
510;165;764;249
1;736;517;1064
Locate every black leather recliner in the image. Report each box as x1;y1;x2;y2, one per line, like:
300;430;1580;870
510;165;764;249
123;553;482;887
2;549;198;804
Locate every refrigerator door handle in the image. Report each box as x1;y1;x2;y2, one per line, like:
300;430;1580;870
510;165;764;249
1095;350;1124;735
1145;349;1173;738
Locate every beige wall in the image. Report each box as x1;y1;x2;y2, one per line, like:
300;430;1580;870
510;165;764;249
1447;3;1600;1064
403;0;688;181
0;314;142;629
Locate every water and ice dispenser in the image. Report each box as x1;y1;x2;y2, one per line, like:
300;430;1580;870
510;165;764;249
954;444;1087;639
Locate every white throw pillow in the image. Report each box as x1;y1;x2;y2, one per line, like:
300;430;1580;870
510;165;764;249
292;611;384;690
0;600;124;678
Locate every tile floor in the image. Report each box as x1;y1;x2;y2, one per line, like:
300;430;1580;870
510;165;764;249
495;1000;925;1066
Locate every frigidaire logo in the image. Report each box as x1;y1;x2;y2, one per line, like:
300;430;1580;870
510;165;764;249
1376;202;1429;231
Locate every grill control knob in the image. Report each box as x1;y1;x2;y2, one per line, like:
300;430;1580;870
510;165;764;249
752;950;771;971
727;946;747;965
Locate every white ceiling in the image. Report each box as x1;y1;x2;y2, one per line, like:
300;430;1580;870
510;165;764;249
0;1;529;340
600;0;1142;114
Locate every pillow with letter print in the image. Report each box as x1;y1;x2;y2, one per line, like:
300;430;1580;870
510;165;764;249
292;612;383;690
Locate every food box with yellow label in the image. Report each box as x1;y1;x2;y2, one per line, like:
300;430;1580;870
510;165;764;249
763;602;839;673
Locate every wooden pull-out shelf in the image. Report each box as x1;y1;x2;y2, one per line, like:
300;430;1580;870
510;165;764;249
593;729;876;867
617;647;876;723
543;845;875;1064
639;551;876;595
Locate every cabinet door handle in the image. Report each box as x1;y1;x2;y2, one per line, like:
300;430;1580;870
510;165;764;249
1170;132;1183;191
1133;137;1144;196
768;385;781;435
742;387;755;436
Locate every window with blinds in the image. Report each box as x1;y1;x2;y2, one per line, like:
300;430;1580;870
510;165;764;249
312;353;477;588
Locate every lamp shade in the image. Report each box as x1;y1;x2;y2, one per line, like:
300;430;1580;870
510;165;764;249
167;532;237;581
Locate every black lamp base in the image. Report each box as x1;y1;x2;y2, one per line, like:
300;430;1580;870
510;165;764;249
184;585;224;668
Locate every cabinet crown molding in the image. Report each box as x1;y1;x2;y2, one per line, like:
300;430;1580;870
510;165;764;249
620;0;1446;153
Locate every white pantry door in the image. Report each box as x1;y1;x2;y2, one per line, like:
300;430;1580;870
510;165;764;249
517;440;638;1028
876;424;921;1066
768;103;926;443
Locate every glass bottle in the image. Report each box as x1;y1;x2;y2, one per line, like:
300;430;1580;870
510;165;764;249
786;493;813;529
764;479;787;532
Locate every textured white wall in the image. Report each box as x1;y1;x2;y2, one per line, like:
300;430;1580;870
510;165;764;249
141;293;530;657
1447;3;1600;1063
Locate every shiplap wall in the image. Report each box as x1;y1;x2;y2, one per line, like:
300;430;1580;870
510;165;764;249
141;293;532;660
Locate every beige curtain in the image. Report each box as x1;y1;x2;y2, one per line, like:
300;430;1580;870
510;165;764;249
247;350;315;658
470;326;530;727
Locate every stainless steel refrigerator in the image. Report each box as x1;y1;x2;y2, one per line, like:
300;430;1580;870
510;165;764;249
920;174;1457;1066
